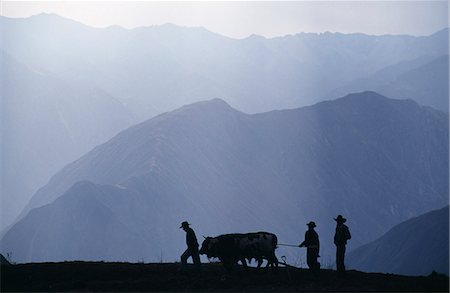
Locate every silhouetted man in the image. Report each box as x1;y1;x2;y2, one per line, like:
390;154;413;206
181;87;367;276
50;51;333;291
180;221;201;272
299;221;320;274
334;215;351;278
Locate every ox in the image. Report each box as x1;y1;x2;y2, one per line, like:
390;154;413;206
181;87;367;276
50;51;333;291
199;232;279;271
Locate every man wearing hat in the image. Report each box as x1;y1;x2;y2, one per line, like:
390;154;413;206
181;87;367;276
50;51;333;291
180;221;201;271
299;221;320;273
333;215;351;278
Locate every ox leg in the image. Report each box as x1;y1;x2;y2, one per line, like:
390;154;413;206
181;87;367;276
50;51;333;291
221;258;234;273
246;258;253;266
240;258;249;270
271;253;279;270
257;258;264;268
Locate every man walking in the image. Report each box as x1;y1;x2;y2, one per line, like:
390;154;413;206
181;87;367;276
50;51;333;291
299;221;320;274
333;215;351;278
180;221;201;272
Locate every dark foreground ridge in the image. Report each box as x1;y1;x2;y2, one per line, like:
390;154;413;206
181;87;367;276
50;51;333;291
1;262;448;292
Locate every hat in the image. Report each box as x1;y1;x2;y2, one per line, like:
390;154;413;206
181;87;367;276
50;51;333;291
180;221;190;229
307;221;316;228
334;215;347;223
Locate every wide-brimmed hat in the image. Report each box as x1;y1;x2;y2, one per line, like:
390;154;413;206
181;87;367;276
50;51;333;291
307;221;316;228
334;215;346;223
180;221;190;228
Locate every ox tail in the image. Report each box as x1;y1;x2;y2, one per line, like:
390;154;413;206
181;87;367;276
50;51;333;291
272;233;278;249
271;233;279;268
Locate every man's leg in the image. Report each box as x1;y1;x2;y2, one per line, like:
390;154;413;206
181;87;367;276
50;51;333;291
336;246;342;272
192;248;201;271
180;249;191;271
312;249;320;272
307;250;314;270
336;245;346;277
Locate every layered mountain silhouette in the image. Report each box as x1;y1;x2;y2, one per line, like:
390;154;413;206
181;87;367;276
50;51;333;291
1;14;448;118
1;14;448;231
347;206;449;276
331;54;449;111
379;55;449;111
2;92;448;264
1;52;136;230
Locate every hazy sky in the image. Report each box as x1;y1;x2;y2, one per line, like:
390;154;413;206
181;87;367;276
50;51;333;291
1;1;448;38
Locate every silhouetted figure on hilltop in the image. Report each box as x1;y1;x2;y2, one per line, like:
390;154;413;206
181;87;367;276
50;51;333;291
334;215;351;278
180;221;201;272
299;221;320;274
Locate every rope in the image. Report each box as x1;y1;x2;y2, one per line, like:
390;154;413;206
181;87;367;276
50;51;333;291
278;243;300;248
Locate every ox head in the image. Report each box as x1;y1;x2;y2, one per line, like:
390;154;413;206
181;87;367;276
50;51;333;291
199;236;218;258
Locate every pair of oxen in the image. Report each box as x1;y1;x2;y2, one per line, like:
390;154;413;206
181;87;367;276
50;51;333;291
199;231;279;271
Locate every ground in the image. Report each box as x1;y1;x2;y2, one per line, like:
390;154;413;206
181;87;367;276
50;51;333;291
1;261;448;292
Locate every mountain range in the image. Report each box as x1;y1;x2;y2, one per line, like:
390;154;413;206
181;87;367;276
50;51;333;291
1;51;136;230
1;92;448;265
330;54;449;111
2;14;448;117
1;14;448;231
347;206;449;276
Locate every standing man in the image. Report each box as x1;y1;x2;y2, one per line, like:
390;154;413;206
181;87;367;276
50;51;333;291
180;221;201;272
333;215;351;278
299;221;320;274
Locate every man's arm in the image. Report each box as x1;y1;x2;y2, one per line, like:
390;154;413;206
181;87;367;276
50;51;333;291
299;231;309;247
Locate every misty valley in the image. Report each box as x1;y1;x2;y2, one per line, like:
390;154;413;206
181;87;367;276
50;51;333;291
0;11;449;292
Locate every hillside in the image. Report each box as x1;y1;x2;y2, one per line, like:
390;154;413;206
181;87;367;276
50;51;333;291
347;206;449;276
1;262;448;292
329;54;449;112
1;52;136;230
380;54;449;111
2;92;448;265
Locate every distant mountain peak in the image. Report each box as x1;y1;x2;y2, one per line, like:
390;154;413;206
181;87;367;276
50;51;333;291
341;90;391;101
192;98;232;107
176;98;237;114
338;91;418;107
245;34;267;40
430;27;450;37
22;12;91;29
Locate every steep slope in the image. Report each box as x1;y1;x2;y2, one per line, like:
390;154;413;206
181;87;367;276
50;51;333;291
1;92;448;263
0;52;136;230
2;181;149;262
347;206;449;276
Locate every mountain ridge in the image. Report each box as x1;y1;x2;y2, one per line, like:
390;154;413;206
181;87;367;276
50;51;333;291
21;91;439;216
3;92;448;264
2;14;448;39
2;13;447;119
2;14;447;231
1;51;136;230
